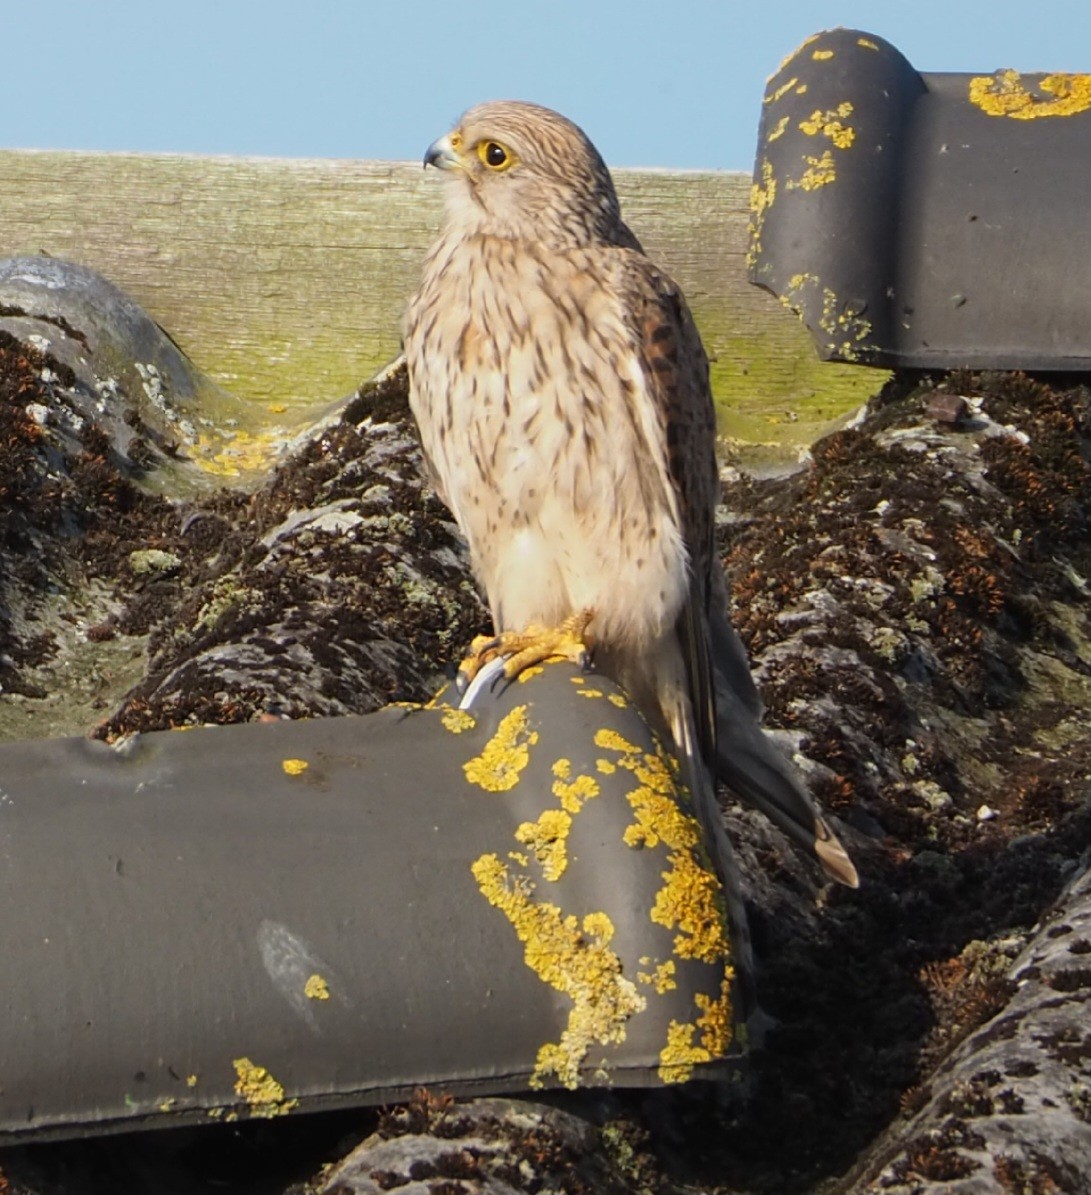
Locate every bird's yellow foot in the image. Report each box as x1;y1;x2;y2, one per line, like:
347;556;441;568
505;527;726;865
458;609;595;689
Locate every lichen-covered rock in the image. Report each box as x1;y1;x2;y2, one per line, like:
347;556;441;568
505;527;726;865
853;862;1091;1193
700;371;1091;1192
0;255;237;488
0;325;180;740
97;364;487;735
1;271;1089;1193
318;1096;656;1194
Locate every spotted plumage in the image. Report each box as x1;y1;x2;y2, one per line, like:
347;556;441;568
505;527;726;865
404;101;856;889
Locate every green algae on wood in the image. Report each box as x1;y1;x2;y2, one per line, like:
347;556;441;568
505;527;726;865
0;150;877;452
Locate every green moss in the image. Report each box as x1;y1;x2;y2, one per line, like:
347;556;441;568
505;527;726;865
708;330;882;449
193;318;882;468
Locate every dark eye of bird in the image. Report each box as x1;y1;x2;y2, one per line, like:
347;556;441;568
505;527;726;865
484;141;508;167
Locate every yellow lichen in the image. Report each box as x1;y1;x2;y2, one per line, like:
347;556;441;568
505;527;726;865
658;1020;706;1084
766;76;799;104
969;69;1090;119
186;1074;198;1087
657;974;735;1083
767;114;791;142
650;851;730;963
516;809;573;881
789;150;837;191
607;692;628;709
569;675;585;685
440;708;476;734
463;705;538;791
576;687;604;698
471;854;645;1088
812;49;834;60
281;758;308;776
783;274;872;357
232;1058;299;1118
597;731;729;965
638;958;678;994
799;102;855;148
517;664;545;684
695;973;736;1057
593;728;643;756
596;758;617;775
857;36;878;50
552;765;601;815
748;157;777;270
192;428;288;478
304;974;330;1001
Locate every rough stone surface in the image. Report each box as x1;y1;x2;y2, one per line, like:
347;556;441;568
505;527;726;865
854;863;1091;1193
317;1096;654;1194
0;279;1089;1193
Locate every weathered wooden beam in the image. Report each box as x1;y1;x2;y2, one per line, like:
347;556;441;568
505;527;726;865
0;150;878;444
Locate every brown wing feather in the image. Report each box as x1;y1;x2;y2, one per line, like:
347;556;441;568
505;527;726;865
621;254;720;766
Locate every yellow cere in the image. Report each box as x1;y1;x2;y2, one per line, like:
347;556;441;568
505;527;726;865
463;705;538;791
304;974;330;1001
516;809;573;882
969;70;1090;119
440;708;477;734
517;665;545;684
281;758;308;776
232;1058;299;1118
799;102;855;149
471;854;645;1089
657;974;735;1084
594;729;730;965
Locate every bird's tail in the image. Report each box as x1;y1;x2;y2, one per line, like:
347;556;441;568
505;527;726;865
709;604;859;889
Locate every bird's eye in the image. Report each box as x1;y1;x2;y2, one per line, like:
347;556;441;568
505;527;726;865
478;140;514;170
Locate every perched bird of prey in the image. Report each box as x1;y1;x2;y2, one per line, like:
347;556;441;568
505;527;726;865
405;101;856;889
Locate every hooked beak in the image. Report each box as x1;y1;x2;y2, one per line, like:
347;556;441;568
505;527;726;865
423;132;462;171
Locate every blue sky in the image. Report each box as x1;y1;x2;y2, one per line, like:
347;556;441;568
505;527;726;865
2;1;1087;170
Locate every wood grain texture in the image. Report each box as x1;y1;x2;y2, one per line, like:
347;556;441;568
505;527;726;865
0;150;879;442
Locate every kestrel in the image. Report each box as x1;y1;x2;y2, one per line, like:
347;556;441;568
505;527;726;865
405;101;856;888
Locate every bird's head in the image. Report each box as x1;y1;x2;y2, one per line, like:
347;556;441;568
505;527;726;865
423;101;627;249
